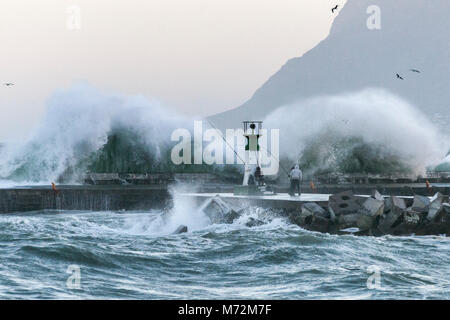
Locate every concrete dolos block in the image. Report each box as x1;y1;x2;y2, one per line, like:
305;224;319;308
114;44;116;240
329;191;361;220
427;193;447;221
371;189;384;201
173;225;188;234
337;214;360;230
223;210;240;224
432;203;450;223
384;196;406;213
378;196;407;233
357;198;384;230
201;196;236;224
289;202;331;232
291;202;329;225
302;202;329;219
430;192;449;203
308;216;330;233
411;195;431;213
299;212;330;233
378;209;403;234
445;203;450;214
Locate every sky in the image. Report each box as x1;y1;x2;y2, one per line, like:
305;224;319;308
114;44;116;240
0;0;346;142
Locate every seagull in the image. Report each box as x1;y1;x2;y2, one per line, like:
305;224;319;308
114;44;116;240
396;73;404;80
3;83;14;86
331;5;339;13
410;69;421;73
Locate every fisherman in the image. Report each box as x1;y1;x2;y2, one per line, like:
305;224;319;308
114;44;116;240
254;166;264;186
248;171;256;185
288;165;302;196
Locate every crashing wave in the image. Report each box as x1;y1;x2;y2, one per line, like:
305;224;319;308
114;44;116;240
0;86;448;183
0;83;189;182
265;89;450;176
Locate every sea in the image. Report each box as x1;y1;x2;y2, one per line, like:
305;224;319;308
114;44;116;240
0;207;448;299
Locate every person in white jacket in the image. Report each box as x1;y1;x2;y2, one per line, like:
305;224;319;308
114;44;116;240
288;165;302;196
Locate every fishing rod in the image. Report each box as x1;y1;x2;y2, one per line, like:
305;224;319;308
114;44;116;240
258;144;291;176
205;119;247;166
206;119;292;177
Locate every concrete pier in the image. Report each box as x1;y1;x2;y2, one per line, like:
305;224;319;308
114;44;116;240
1;183;448;236
179;192;331;209
0;183;448;214
0;185;170;214
187;191;450;237
190;183;450;197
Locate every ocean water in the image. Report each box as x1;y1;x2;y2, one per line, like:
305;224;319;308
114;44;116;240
0;208;448;300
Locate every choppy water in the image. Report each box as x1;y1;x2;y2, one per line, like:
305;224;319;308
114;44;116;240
0;207;449;300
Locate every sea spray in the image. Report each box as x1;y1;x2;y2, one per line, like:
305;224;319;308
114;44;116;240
264;88;450;175
1;85;449;183
0;84;243;184
164;185;211;233
121;185;211;236
0;83;191;183
120;187;285;236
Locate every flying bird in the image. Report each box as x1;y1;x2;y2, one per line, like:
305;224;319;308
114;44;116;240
3;83;14;86
331;5;339;13
396;73;404;80
410;69;421;73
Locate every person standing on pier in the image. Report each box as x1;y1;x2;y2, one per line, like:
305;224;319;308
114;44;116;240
288;165;302;196
254;166;264;186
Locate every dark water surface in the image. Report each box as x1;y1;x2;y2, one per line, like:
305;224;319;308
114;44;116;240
0;209;448;299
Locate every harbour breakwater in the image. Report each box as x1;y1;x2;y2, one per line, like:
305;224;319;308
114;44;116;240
195;191;450;237
1;184;449;237
0;186;170;213
289;191;450;237
1;183;450;214
82;172;450;185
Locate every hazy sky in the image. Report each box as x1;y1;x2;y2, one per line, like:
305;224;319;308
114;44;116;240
0;0;346;141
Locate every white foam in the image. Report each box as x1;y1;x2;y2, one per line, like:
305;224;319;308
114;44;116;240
0;82;190;183
265;88;450;174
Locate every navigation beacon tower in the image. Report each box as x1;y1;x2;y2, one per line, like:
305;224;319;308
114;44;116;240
242;121;262;186
234;121;276;196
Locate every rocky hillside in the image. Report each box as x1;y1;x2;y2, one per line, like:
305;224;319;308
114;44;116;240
210;0;450;129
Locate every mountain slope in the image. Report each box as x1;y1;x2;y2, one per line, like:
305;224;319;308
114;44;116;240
209;0;450;129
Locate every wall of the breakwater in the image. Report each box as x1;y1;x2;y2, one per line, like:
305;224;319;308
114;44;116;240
0;183;449;214
0;186;170;214
84;173;241;185
193;184;450;197
83;172;450;186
